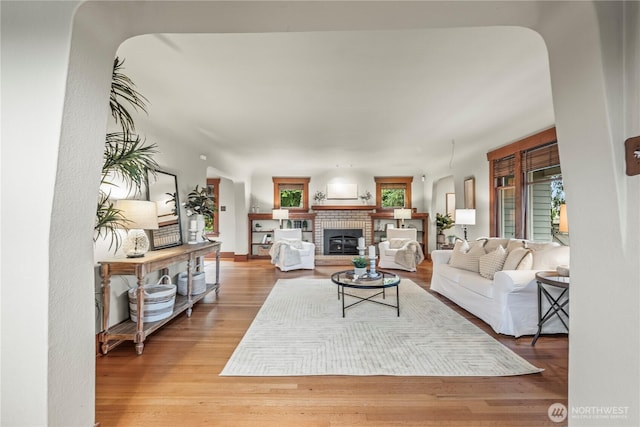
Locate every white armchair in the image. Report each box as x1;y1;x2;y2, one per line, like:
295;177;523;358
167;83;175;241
269;229;315;271
378;228;424;272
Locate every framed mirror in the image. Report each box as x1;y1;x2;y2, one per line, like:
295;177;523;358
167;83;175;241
146;170;183;249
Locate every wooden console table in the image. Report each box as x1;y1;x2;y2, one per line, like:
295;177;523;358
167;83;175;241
98;241;221;355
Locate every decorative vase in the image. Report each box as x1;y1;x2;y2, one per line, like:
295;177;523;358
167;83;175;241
195;214;206;242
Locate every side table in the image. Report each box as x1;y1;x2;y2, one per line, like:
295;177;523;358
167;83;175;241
531;271;569;346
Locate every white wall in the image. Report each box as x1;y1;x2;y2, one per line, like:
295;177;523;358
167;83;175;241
1;2;638;426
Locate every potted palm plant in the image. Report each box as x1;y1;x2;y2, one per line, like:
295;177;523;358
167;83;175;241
95;57;158;252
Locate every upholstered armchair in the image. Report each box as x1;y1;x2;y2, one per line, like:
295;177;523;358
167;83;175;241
378;228;424;272
269;228;315;271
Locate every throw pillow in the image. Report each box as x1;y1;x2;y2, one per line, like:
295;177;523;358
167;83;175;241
516;251;533;270
389;238;411;249
532;246;570;270
449;243;486;273
479;245;508;280
503;247;531;270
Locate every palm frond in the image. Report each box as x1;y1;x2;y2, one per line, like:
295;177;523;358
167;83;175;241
109;57;149;134
95;191;130;251
103;132;159;189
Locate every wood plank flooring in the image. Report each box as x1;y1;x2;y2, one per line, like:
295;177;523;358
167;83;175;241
95;259;568;426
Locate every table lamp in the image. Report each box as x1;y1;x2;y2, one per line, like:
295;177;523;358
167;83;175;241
393;208;412;228
455;209;476;241
117;199;159;258
272;208;289;229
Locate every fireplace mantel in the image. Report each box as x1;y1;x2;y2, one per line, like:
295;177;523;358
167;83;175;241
312;205;375;211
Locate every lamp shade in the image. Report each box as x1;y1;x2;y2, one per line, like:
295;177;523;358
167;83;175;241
117;200;159;230
558;204;569;233
455;209;476;225
393;208;412;220
272;209;289;220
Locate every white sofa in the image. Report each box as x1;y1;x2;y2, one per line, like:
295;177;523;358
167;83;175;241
269;228;315;271
378;228;425;272
430;238;570;337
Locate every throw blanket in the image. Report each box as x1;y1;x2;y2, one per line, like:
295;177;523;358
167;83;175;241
394;240;425;269
269;240;302;267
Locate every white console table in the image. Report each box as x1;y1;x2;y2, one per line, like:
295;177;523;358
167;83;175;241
98;241;221;355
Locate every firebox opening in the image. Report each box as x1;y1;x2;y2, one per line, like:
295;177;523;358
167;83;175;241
323;229;363;255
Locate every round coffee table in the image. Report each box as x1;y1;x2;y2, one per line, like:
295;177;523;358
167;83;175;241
330;270;401;317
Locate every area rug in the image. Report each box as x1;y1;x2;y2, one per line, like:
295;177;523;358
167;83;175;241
220;278;542;377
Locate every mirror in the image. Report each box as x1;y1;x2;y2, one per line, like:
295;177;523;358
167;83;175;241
146;170;183;249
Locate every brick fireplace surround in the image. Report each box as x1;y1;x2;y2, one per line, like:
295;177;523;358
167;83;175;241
313;207;375;256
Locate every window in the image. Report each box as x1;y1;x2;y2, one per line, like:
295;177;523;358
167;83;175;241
206;178;220;235
374;176;413;210
272;177;310;211
487;128;563;241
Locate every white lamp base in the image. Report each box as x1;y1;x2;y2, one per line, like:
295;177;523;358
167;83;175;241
123;229;150;258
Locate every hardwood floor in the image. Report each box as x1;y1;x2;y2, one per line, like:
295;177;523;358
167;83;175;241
95;259;568;426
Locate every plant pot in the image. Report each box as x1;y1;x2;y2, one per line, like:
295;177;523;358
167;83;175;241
354;267;367;276
437;232;445;244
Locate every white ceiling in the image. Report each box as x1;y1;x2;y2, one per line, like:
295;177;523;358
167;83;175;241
118;27;554;179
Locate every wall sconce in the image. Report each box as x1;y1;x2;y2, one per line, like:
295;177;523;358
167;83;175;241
455;208;476;241
272;209;289;229
116;199;159;258
393;208;412;228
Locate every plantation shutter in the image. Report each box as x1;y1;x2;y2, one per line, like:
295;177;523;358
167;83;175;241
279;183;304;191
493;156;515;178
523;142;560;172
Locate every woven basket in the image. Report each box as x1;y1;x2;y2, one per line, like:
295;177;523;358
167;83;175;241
177;271;207;296
128;275;176;323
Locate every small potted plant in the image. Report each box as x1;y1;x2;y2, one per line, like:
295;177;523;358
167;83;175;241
436;213;455;244
359;190;372;204
352;256;368;276
313;190;326;204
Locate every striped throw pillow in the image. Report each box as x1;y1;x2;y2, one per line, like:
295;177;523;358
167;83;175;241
479;246;508;279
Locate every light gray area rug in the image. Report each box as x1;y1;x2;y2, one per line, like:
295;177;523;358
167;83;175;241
220;278;543;377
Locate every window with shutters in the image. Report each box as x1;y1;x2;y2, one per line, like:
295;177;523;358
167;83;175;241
487;128;564;241
272;177;310;211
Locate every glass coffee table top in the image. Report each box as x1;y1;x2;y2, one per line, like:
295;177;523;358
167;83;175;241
331;269;401;317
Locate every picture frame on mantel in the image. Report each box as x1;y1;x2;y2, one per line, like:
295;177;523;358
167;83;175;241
464;177;475;209
327;183;358;200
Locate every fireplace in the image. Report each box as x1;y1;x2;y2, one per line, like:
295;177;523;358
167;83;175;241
323;229;363;255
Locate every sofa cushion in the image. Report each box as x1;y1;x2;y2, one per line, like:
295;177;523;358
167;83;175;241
532;246;570;270
503;247;532;270
457;269;495;298
449;242;486;273
479;246;508;279
436;264;494;298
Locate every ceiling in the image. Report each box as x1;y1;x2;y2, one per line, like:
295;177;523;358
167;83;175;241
118;27;554;180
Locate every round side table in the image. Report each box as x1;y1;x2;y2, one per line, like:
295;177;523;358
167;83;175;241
531;271;570;346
